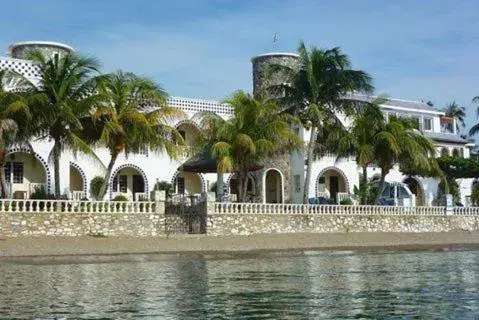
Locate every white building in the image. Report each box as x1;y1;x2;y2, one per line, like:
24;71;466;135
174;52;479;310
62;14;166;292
0;42;474;205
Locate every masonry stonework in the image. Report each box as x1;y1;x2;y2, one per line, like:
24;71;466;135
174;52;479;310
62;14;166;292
206;214;479;236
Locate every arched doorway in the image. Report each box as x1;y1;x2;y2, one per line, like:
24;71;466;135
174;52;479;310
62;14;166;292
440;147;449;157
110;164;148;201
69;163;86;200
316;167;349;203
4;150;49;199
172;171;205;195
403;177;424;206
264;169;283;203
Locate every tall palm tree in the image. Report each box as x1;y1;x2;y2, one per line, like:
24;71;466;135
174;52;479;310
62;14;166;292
91;71;184;199
202;91;302;202
267;41;374;203
443;101;465;133
469;96;479;136
0;70;33;198
332;101;438;203
21;51;104;196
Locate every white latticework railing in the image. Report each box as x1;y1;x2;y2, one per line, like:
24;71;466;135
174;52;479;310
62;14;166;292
213;203;479;216
0;199;158;214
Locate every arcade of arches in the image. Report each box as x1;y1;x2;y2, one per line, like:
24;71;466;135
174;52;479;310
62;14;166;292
69;165;84;192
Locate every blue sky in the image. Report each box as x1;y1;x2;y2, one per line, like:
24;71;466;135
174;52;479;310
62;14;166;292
1;0;479;134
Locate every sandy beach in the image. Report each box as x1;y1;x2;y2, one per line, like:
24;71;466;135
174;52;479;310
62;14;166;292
0;232;479;257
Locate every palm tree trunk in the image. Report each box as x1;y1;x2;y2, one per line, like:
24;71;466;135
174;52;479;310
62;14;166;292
52;142;61;197
303;126;317;203
237;174;245;203
0;150;8;198
98;152;119;200
361;165;368;205
242;171;249;203
377;169;387;204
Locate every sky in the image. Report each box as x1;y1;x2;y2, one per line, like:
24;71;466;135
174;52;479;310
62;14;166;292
1;0;479;134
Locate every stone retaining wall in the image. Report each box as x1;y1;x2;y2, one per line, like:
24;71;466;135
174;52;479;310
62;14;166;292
206;214;479;236
0;212;166;237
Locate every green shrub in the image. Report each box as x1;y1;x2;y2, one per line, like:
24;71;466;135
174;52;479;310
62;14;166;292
113;195;128;201
90;176;105;200
326;198;337;204
138;195;149;201
339;198;353;205
30;185;48;199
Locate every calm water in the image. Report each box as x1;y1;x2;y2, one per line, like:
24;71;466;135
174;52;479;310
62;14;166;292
0;249;478;319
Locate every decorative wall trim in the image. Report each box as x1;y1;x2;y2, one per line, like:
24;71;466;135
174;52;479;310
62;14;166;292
109;164;149;200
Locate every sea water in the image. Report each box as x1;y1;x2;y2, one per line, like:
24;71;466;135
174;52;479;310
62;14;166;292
0;249;478;319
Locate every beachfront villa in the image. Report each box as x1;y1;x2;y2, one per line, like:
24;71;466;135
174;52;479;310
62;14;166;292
0;41;475;206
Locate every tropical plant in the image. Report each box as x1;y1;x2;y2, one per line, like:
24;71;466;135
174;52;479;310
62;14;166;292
89;176;105;200
154;180;173;196
471;183;479;206
20;51;104;196
443;101;465;133
113;194;128;201
267;41;374;203
201;90;302;202
0;70;33;198
332;101;439;204
87;71;183;199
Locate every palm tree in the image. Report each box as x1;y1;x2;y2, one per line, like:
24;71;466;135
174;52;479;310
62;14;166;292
330;101;385;204
469;96;479;136
332;101;438;203
202;91;302;202
267;41;374;203
91;71;184;199
443;101;465;133
21;51;104;196
0;70;33;198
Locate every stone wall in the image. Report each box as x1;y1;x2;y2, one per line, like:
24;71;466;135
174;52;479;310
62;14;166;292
206;214;479;236
0;212;166;237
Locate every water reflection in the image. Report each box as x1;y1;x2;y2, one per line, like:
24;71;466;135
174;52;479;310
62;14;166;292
0;250;478;319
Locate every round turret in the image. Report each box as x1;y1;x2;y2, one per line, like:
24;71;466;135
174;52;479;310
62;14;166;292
8;41;75;59
251;52;299;95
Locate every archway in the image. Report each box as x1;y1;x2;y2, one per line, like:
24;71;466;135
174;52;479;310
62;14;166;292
69;162;87;200
315;167;349;202
403;177;424;206
110;164;148;201
264;169;283;203
171;170;206;195
4;149;49;199
440;147;449;157
452;148;460;157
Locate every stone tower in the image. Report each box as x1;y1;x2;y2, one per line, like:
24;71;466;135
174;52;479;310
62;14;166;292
251;53;303;204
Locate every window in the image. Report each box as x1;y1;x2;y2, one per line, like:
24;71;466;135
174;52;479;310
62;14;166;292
452;148;460;157
119;175;127;193
440;148;449;157
176;177;185;194
423;118;432;131
13;162;23;184
4;162;11;183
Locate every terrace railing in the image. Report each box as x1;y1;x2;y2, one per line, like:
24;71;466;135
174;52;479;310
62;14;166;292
213;203;479;216
0;199;158;214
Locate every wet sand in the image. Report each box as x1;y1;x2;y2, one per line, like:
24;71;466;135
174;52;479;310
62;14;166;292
1;232;479;257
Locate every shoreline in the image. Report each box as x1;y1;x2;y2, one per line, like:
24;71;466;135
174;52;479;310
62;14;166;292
1;231;479;258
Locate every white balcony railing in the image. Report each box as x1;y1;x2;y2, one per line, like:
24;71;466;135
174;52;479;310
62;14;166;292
337;192;350;204
213;203;479;216
0;199;157;214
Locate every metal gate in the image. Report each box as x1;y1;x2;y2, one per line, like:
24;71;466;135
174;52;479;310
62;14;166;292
165;194;207;235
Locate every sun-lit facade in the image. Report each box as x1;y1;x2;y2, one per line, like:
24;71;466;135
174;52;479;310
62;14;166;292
0;41;475;205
